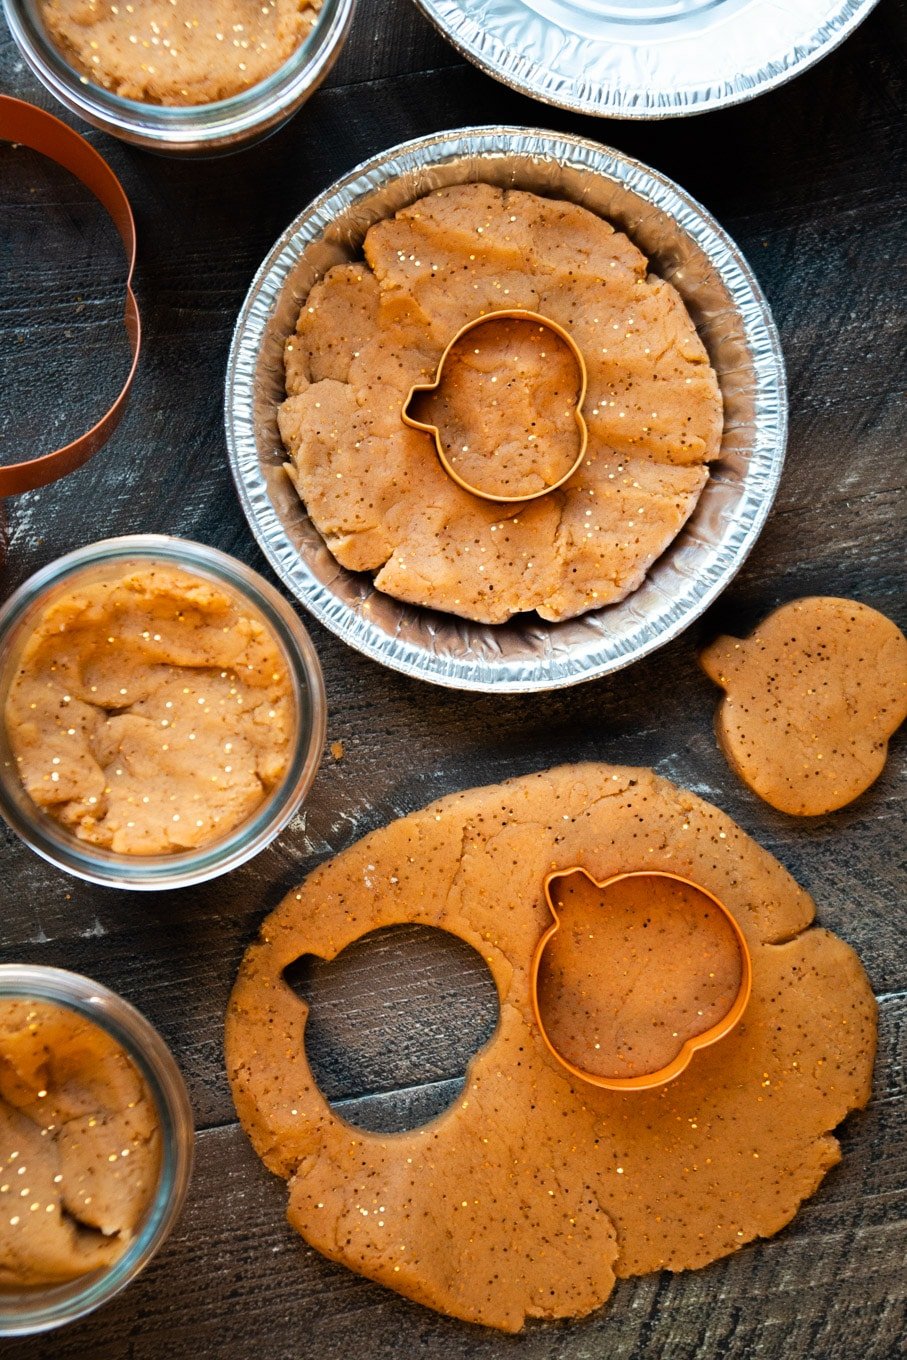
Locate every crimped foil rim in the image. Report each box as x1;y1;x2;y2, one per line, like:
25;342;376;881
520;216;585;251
411;0;881;119
225;126;787;693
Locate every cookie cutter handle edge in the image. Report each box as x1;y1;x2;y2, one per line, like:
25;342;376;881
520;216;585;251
0;95;140;497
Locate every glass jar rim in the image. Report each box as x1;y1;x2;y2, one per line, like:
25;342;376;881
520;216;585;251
2;0;356;150
0;534;326;889
0;963;194;1336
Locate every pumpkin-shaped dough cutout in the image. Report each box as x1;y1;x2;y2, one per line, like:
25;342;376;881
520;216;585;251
700;596;907;815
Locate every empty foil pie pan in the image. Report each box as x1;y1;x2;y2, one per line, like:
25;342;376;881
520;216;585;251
225;127;787;693
411;0;882;119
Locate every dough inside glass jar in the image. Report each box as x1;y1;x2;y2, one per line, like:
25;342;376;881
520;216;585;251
39;0;323;106
4;563;294;856
0;999;160;1288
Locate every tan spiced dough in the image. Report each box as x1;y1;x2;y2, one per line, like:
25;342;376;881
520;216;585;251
226;764;876;1332
278;184;724;624
40;0;322;106
5;565;293;855
701;596;907;815
0;1001;160;1286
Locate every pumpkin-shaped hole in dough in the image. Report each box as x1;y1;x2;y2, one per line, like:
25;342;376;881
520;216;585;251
283;924;500;1133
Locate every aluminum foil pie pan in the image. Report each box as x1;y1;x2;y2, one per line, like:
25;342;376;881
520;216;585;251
411;0;881;119
225;127;786;693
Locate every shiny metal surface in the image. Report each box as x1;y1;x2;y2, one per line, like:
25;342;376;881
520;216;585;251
412;0;881;118
225;127;787;692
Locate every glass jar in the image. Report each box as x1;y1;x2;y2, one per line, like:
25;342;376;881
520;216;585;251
1;0;356;155
0;534;326;889
0;964;194;1336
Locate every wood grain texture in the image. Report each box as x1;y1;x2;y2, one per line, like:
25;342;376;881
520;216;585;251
0;0;905;1353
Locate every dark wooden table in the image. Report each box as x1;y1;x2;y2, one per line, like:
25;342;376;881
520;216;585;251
1;3;904;1356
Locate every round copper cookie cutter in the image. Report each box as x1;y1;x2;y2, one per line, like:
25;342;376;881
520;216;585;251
0;96;140;497
401;309;588;504
530;868;753;1092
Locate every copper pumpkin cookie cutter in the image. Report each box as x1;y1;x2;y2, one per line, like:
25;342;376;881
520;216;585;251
530;868;753;1092
401;309;588;503
0;96;140;498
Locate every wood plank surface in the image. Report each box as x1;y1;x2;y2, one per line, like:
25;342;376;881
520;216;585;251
0;0;904;1355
